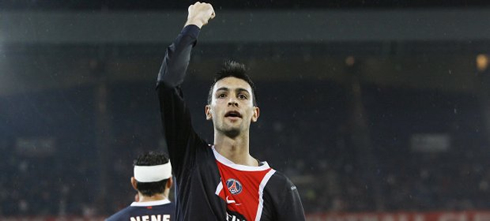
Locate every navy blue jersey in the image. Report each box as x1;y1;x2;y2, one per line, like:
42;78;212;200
156;25;305;221
106;199;175;221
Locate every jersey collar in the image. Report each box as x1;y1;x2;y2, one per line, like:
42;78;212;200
130;199;171;207
212;146;270;171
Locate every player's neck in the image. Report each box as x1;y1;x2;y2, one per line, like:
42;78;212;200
214;132;258;166
137;192;167;202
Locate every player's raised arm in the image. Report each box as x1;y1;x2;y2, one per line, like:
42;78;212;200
157;2;215;88
156;2;215;175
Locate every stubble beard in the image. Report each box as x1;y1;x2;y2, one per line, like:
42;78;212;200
216;121;242;139
223;128;240;138
218;125;241;138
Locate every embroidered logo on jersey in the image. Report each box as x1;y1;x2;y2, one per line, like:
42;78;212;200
226;178;243;195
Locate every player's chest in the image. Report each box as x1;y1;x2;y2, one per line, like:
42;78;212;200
214;161;275;220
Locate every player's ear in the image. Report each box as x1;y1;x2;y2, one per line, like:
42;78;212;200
205;105;212;120
167;177;173;189
131;177;138;191
251;106;260;123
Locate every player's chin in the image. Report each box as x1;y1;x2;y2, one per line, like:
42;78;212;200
222;127;241;138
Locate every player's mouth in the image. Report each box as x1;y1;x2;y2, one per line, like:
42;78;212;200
225;111;242;119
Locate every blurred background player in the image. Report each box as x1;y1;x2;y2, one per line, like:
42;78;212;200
106;152;175;221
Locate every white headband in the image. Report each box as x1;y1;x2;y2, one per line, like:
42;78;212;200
134;162;172;183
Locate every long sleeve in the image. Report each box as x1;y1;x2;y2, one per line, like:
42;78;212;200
157;25;200;88
156;25;202;178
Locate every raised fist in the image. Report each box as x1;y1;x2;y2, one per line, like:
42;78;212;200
185;2;216;28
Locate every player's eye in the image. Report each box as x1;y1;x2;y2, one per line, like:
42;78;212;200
217;93;226;98
238;94;248;100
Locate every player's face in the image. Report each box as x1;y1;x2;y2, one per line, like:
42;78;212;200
205;77;259;137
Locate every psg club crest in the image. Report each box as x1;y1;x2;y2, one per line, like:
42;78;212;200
226;178;243;195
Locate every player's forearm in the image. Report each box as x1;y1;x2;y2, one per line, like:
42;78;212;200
156;2;214;88
156;25;200;88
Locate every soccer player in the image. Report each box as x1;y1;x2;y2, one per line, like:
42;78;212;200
156;2;306;220
106;152;175;221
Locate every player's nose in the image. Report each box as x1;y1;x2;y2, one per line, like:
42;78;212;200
227;97;238;106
